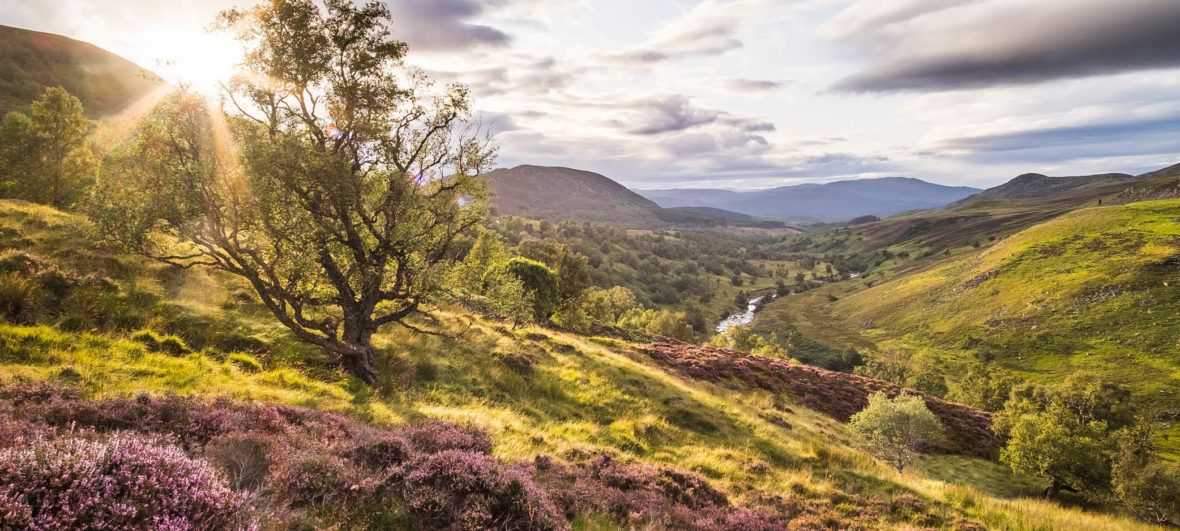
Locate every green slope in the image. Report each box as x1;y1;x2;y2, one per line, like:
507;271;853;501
0;200;1161;529
834;199;1180;453
0;24;161;117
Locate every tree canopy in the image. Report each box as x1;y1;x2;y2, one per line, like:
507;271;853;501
91;0;493;384
0;86;97;208
848;392;944;472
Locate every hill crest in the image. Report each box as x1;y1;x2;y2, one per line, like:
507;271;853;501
0;24;162;116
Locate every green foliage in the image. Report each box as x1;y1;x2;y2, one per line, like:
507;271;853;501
946;364;1019;412
709;326;786;357
553;286;640;334
995;377;1135;499
0;87;97;208
1112;424;1180;525
617;308;694;341
90;0;494;384
848;392;944;472
498;257;558;322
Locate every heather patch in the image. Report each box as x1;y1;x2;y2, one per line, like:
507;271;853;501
0;383;874;530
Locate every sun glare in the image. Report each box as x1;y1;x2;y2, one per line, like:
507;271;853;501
147;30;242;99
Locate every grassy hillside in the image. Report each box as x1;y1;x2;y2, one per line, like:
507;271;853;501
832;199;1180;453
0;199;1161;529
0;25;161;117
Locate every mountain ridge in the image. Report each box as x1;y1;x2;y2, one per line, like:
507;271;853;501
639;177;981;223
0;24;162;117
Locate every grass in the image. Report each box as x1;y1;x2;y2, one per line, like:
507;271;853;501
0;198;1167;529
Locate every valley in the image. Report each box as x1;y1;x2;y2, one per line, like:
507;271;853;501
0;3;1178;530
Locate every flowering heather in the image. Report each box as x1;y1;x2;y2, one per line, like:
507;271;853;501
0;382;945;530
0;433;245;530
403;449;567;531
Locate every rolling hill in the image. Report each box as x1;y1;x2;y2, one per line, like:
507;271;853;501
486;165;785;228
0;24;161;117
640;177;981;223
1;199;1157;529
952;171;1137;209
1116;163;1180;204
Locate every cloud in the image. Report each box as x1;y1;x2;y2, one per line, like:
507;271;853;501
937;114;1180;163
725;79;787;92
386;0;514;51
831;0;1180;92
604;1;755;65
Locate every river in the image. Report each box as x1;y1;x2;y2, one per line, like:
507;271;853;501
715;294;773;334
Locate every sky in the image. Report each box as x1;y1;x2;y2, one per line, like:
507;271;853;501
4;0;1180;190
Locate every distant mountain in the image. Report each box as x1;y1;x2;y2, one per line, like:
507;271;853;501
485;165;786;228
953;171;1137;209
639;177;980;223
0;24;161;117
486;165;662;225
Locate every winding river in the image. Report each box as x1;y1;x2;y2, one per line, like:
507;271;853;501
715;294;773;333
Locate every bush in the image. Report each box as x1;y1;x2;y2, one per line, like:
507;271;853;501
276;454;356;508
1112;424;1180;525
402;450;566;531
205;432;273;491
498;257;559;322
848;392;944;471
0;433;245;529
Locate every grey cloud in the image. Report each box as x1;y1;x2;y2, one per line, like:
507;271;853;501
606;20;743;66
725;79;787;93
832;0;1180;92
938;114;1180;163
628;95;722;135
617;95;775;136
387;0;512;51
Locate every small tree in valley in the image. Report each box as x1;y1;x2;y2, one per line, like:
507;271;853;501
0;87;97;208
849;392;944;472
90;0;493;384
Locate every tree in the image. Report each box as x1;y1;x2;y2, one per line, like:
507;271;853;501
90;0;493;384
947;364;1018;412
496;257;558;322
994;377;1132;499
554;248;592;305
848;392;944;472
1111;423;1180;526
0;87;97;208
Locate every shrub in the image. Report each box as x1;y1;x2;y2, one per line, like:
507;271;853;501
401;421;493;456
402;450;566;531
275;454;356;509
848;392;944;471
205;432;274;491
497;257;559;322
0;433;245;529
1112;424;1180;525
227;352;263;373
